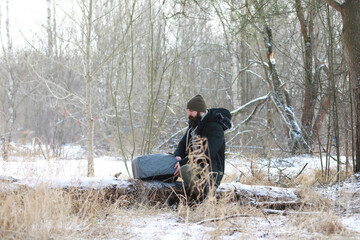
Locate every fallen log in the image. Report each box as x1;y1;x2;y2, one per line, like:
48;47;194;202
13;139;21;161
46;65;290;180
0;176;301;208
217;183;299;202
254;201;300;210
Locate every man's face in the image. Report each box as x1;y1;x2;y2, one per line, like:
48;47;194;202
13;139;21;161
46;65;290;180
188;109;201;128
187;109;198;118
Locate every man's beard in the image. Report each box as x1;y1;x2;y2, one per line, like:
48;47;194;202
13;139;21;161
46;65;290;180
188;113;202;128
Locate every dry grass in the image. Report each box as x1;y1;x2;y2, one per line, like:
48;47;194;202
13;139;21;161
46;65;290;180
0;184;129;240
222;169;272;186
223;155;277;186
296;186;331;210
172;145;357;238
175;188;354;239
176;193;252;239
292;211;346;235
0;176;356;239
289;186;355;237
172;165;358;239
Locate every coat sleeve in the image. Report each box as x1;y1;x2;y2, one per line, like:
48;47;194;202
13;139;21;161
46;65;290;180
174;130;190;166
174;131;187;158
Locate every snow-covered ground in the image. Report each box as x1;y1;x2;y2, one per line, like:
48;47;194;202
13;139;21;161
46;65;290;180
1;144;360;239
0;143;347;180
0;144;131;179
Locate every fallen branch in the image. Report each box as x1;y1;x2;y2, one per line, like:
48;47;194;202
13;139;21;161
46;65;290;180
263;209;287;215
254;201;301;210
295;163;308;179
196;214;250;225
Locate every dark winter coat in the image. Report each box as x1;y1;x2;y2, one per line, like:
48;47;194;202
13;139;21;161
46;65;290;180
174;108;232;186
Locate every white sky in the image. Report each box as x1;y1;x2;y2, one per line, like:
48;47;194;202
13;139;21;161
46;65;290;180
0;0;48;49
2;0;222;51
0;0;72;48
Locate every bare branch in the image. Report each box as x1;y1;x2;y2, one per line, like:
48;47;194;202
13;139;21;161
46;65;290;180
231;93;270;117
295;0;307;38
156;127;187;150
182;0;187;14
322;0;342;13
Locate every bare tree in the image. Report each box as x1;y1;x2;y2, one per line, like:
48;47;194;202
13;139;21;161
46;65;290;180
46;0;53;57
295;0;317;145
83;0;95;176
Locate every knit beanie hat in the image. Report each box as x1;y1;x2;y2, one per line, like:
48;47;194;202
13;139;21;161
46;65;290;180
187;95;207;112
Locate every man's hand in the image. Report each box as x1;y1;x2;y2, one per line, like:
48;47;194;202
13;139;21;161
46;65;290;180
174;156;181;176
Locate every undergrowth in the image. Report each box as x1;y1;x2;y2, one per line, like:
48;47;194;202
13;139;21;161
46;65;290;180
0;184;128;239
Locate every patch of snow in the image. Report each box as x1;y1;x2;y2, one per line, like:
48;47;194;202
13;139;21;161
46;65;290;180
0;156;132;179
130;213;214;240
61;144;87;159
13;176;131;189
340;215;360;233
218;183;298;201
225;154;352;184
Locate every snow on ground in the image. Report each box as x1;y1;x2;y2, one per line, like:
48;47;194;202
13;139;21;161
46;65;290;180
341;215;360;233
1;144;360;239
128;213;215;240
225;153;340;180
0;143;336;181
5;176;133;190
123;212;353;240
0;145;132;179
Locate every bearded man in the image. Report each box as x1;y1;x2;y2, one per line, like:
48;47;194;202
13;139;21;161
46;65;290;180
173;95;232;200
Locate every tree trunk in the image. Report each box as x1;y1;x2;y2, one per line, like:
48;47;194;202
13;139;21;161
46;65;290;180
355;89;360;172
1;0;16;161
230;39;238;109
85;0;94;177
324;0;360;172
240;37;251;105
46;0;53;56
295;0;317;147
265;26;311;154
312;93;331;139
341;0;360;172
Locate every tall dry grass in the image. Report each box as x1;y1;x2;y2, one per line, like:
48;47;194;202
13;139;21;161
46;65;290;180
173;159;355;239
0;176;355;239
175;188;352;239
0;184;129;239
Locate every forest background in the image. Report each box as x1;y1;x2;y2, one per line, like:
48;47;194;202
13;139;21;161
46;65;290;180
1;0;358;180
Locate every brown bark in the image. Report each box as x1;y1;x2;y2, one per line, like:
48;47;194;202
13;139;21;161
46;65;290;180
355;89;360;172
323;0;342;12
312;93;332;139
341;0;360;173
295;0;317;142
324;0;360;172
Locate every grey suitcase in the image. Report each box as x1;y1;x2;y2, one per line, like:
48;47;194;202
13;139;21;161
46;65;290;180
132;154;178;181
